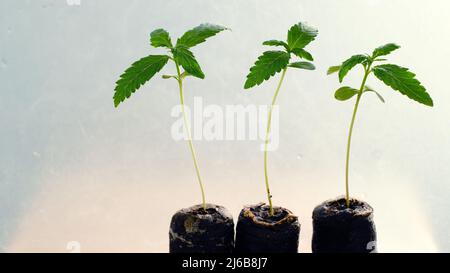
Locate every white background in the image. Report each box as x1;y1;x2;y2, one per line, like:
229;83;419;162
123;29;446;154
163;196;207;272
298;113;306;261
0;0;449;252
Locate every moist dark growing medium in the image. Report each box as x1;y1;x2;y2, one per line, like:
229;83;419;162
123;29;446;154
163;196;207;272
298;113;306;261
169;204;234;253
235;203;300;253
312;197;377;253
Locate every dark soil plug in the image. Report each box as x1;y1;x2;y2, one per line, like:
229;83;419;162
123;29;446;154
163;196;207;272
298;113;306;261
235;203;300;253
312;197;377;253
169;204;234;253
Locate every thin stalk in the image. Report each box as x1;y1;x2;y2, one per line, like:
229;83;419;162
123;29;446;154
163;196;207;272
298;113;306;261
264;67;288;216
175;62;207;210
345;65;371;207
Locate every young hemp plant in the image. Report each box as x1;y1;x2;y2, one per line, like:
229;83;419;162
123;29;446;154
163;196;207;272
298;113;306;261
312;43;433;253
113;24;228;211
114;24;235;254
328;43;433;208
235;22;318;254
244;22;318;216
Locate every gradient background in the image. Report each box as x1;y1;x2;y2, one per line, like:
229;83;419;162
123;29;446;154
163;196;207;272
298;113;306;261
0;0;449;252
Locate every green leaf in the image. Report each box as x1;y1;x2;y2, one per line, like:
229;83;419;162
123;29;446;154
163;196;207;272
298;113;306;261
244;51;290;89
334;86;359;101
372;43;400;58
373;64;433;106
150;29;172;48
287;22;318;50
263;40;289;50
291;48;314;61
176;23;227;48
172;46;205;79
327;65;341;75
339;54;367;82
289;61;315;70
162;74;176;80
114;55;169;107
363;85;385;103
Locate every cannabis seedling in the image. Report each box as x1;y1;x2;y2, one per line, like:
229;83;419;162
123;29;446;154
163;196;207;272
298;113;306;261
328;43;433;207
113;24;228;210
244;22;318;216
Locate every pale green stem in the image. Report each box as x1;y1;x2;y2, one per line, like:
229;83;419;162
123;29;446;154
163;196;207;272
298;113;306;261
345;65;371;207
264;67;288;216
175;62;206;210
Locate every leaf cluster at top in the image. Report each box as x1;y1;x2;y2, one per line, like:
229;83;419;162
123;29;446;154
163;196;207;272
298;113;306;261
114;24;228;107
328;43;433;106
244;22;318;89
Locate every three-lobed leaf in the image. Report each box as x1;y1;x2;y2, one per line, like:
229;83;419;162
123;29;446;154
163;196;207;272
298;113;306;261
176;23;227;48
289;61;315;70
335;86;359;101
372;43;400;58
338;54;367;82
150;29;173;48
373;64;433;106
244;51;290;89
114;55;169;107
287;22;318;50
172;46;205;79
